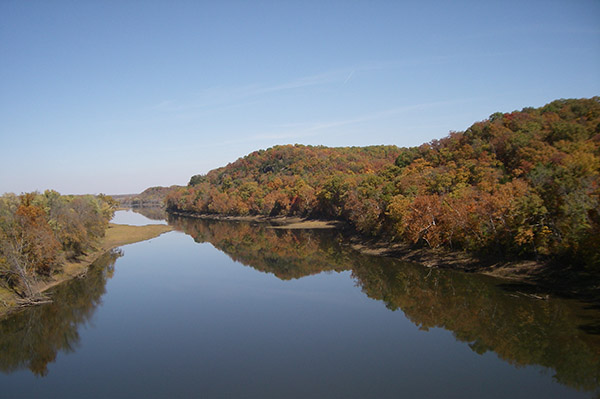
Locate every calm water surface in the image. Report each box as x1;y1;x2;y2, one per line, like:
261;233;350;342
111;208;167;225
0;210;599;398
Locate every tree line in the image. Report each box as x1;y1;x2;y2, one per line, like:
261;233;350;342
167;98;600;268
0;191;116;301
114;185;181;208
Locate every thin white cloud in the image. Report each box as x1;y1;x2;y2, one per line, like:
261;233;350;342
343;70;355;85
147;57;487;117
150;100;175;110
149;70;351;113
211;98;475;147
298;99;472;133
146;62;404;114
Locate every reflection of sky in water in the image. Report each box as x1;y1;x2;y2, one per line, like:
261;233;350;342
110;209;166;226
0;219;595;398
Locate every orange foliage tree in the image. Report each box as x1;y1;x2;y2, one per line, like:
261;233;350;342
167;98;600;267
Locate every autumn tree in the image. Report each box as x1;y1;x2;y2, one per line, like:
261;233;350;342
0;191;116;300
167;97;600;268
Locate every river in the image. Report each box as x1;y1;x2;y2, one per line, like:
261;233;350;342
0;210;598;398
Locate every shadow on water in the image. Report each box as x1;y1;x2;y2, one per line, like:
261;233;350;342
170;216;600;394
0;250;122;377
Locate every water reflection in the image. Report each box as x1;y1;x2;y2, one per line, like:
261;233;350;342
0;250;121;376
170;216;600;393
1;215;599;395
352;261;600;392
111;208;167;225
170;216;350;279
131;206;168;221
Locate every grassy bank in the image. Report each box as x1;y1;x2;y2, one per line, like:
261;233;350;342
0;223;173;318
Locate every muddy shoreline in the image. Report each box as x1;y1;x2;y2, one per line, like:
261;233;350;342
169;211;598;301
168;210;541;276
167;210;345;229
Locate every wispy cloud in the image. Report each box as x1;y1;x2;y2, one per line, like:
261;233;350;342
290;99;471;134
147;62;402;115
211;98;474;147
149;70;352;114
343;70;355;85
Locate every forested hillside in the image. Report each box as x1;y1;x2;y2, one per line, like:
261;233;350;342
167;97;600;267
115;185;181;208
168;145;402;217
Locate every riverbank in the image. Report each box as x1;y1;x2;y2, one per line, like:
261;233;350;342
168;211;600;301
344;231;600;303
169;211;580;290
346;235;544;279
170;212;539;274
0;223;173;318
168;212;348;229
168;210;344;229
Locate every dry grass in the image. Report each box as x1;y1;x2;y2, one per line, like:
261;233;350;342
101;223;173;250
0;223;173;318
53;223;173;286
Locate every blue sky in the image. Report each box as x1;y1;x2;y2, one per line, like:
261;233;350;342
1;0;599;195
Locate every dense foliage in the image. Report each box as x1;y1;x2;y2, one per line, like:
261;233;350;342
167;98;600;267
168;145;402;218
0;191;115;298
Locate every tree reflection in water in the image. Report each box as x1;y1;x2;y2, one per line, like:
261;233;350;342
0;250;121;376
1;216;599;395
131;207;167;221
171;216;600;394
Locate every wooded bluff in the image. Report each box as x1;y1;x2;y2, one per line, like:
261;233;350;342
167;97;600;268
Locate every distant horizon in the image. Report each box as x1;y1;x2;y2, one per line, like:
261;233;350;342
2;96;596;197
2;1;599;195
1;97;595;197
